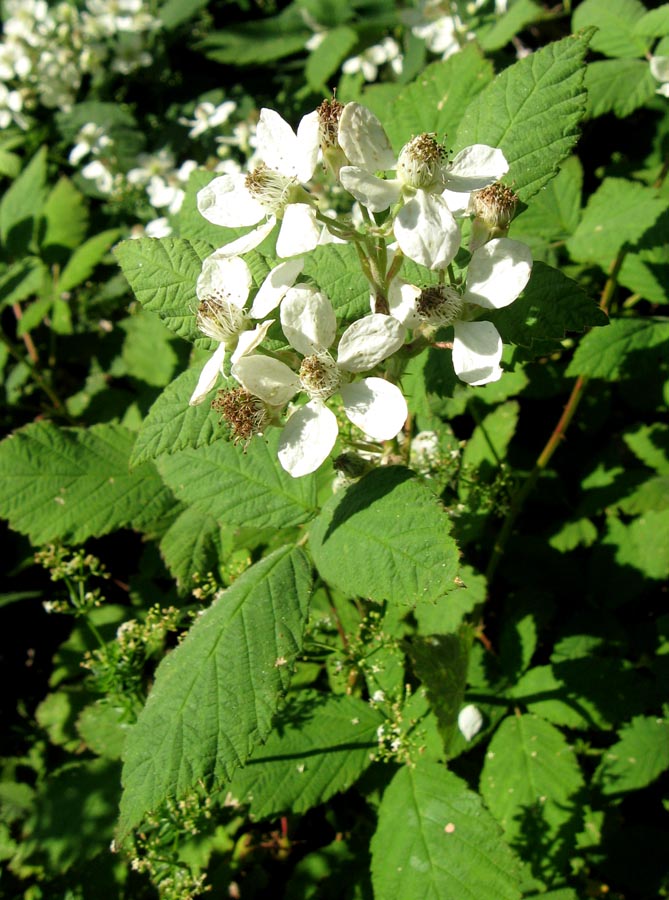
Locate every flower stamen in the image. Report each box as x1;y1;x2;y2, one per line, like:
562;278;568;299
211;388;269;444
417;284;464;326
299;351;341;400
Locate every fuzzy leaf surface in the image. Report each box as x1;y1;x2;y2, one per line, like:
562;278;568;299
118;546;312;839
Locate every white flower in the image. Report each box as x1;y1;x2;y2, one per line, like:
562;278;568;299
197;107;321;259
650;56;669;98
189;254;303;406
232;288;407;476
179;100;237;139
81;159;115;194
458;704;483;741
342;37;403;82
69;122;112;165
338;105;507;269
390;237;532;385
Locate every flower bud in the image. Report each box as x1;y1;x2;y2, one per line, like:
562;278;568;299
469;183;518;251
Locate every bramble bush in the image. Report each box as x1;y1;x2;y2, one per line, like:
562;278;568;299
0;0;668;898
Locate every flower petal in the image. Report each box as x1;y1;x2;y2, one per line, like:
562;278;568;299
650;55;669;83
338;102;397;172
388;279;422;328
281;286;336;355
341;378;408;440
250;257;304;319
445;144;508;193
278;400;339;477
230;319;274;364
197;174;265;227
465;238;532;309
394;191;461;270
232;354;300;406
196;253;252;306
452;321;503;386
276;203;321;258
213;217;277;258
337;314;406;372
339;167;401;212
189;343;227;406
457;704;483;741
295;109;322;182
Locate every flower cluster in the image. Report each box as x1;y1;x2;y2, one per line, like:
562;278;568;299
189;99;532;477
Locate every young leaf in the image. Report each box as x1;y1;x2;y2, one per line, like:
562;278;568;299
308;467;459;606
595;715;669;794
118;546;312;840
226;692;383;819
371;760;523;900
480;714;584;878
454;31;592;201
114;237;214;343
566;317;669;380
0;422;173;545
157;430;318;531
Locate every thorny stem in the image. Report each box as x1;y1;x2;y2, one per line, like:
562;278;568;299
484;246;627;587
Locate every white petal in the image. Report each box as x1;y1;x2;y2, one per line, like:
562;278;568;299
197;174;265;227
465;238;532;309
338;102;397;172
650;56;669;83
452;321;503;386
278;401;339;477
657;83;669;97
232;355;300;406
388;279;422;328
250;257;304;319
230;319;274;364
196;253;252;306
281;286;336;355
445;145;509;193
276;203;321;258
394;192;461;270
295;109;322;182
339;167;401;212
458;704;483;741
441;187;473;217
189;343;227;406
337;314;406;372
341;378;408;441
213;217;277;257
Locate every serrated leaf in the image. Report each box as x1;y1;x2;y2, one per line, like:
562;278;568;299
0;146;48;255
371;761;522;900
603;508;669;579
118;309;182;388
302;243;370;325
157;430;318;531
479;0;545;51
511;156;583;240
454;32;591;202
632;4;669;37
227;692;382;818
566;178;665;269
0;257;48;309
480;714;584;878
617;209;669;305
572;0;649;57
306;26;357;92
0;422;173;544
566;317;669;380
118;546;312;840
308;467;459;606
40;177;89;256
595;716;669;794
584;59;657;119
491;262;608;349
385;47;494;151
58;228;120;292
114;237;213;342
159;504;222;593
623;423;669;474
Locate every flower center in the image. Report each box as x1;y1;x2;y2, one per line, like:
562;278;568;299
471;183;518;229
211;387;269;444
196;292;249;344
397;134;446;191
245;163;295;213
299;351;341;400
317;97;344;152
416;284;464;326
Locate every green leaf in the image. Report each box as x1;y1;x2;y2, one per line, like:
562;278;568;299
302;243;370;325
118;546;312;840
371;761;522;900
623;423;669;474
595;716;669;794
58;228;120;292
198;8;309;65
511;156;583;241
0;146;48;256
157;430;318;531
461;401;519;481
584;59;657;119
40;177;89;256
77;701;130;761
114;237;213;343
308;467;459;606
408;631;472;754
306;26;357;92
118;309;182;388
454;31;591;202
572;0;649;57
0;257;48;310
491;262;608;349
632;4;669;37
479;0;545;51
227;692;382;818
158;0;208;28
414;565;486;635
603;508;669;580
480;714;584;878
566;317;669;380
159;505;223;593
385;47;495;152
566;178;665;269
129;362;225;466
617;209;669;305
0;422;173;544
